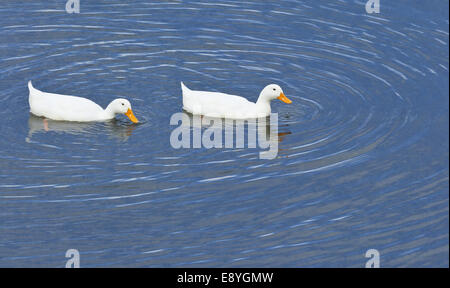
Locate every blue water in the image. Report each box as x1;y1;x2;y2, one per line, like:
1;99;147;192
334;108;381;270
0;0;448;267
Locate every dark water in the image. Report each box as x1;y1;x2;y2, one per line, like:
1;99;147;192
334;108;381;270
0;0;448;267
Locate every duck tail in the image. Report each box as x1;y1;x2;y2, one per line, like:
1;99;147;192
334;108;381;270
180;82;192;109
28;80;41;101
28;81;36;111
180;81;190;94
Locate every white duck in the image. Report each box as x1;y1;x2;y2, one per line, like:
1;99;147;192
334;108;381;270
28;81;139;123
181;82;291;119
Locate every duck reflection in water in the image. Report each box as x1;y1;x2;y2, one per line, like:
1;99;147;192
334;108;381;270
27;114;137;142
171;112;291;159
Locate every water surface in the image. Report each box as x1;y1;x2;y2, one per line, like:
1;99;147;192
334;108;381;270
0;0;448;267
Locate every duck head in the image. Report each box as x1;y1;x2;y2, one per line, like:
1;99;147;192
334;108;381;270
258;84;292;104
107;99;139;123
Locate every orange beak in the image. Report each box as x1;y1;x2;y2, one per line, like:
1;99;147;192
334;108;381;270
125;108;139;123
277;92;292;104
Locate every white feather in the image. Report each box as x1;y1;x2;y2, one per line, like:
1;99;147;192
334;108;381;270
28;81;137;122
181;82;288;119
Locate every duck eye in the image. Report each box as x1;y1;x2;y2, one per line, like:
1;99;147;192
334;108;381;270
273;88;276;91
122;103;124;106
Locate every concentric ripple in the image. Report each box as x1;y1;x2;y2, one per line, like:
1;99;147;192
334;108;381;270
0;1;448;267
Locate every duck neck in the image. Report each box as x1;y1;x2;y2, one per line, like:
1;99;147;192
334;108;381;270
103;103;117;119
256;95;272;114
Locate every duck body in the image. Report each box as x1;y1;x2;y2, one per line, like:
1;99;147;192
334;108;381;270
181;82;291;119
28;81;138;123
